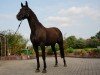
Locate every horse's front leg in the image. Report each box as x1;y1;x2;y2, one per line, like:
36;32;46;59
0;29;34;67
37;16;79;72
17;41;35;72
33;45;40;72
40;43;47;73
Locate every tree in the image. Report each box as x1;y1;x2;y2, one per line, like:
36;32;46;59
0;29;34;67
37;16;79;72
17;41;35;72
75;38;86;49
66;36;77;48
86;37;100;48
95;31;100;39
86;31;100;48
0;30;28;55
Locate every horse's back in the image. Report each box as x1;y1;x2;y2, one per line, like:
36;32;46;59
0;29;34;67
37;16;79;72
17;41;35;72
45;27;63;45
46;27;62;37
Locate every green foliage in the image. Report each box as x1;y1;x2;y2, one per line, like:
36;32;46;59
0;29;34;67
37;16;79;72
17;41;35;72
95;31;100;39
67;47;74;53
55;44;59;51
84;48;92;52
15;50;22;55
45;44;59;55
65;31;100;49
0;30;28;55
75;38;86;49
21;49;33;55
74;49;86;56
86;31;100;48
65;36;86;49
86;38;100;48
92;48;100;53
46;46;53;55
66;36;77;48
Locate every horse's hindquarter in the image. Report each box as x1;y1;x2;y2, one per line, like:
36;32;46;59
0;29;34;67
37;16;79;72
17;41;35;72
46;27;62;44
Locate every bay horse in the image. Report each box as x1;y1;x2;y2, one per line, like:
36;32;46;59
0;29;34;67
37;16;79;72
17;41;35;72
16;1;67;73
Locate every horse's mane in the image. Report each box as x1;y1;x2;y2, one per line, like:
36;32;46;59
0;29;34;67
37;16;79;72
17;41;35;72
28;7;39;22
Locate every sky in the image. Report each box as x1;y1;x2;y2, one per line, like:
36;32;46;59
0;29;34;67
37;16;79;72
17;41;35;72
0;0;100;45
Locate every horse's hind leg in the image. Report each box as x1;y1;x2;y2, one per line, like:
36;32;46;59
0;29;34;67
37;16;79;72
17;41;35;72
58;42;67;67
51;45;58;67
33;45;40;72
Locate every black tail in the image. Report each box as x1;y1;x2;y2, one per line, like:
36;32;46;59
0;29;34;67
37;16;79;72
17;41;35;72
56;28;65;58
58;37;65;58
59;42;65;58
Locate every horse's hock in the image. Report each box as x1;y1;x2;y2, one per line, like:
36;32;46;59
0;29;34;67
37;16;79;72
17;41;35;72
0;34;7;56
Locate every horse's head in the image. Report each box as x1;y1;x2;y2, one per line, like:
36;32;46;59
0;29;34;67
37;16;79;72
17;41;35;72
17;1;30;21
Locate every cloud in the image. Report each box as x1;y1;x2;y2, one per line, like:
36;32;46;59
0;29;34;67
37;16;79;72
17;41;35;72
0;13;16;21
46;6;100;27
59;6;100;19
47;16;71;27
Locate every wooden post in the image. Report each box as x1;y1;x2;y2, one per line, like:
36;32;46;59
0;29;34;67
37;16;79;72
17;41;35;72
0;36;1;56
0;34;8;57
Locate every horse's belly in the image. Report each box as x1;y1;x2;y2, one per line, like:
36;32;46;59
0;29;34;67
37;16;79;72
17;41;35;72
45;40;57;46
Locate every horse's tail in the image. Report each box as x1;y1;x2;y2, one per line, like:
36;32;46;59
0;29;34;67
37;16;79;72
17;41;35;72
59;41;65;58
54;27;65;58
57;30;65;58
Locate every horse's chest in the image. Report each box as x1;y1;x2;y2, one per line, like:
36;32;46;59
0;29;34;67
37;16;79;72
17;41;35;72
30;34;46;45
31;36;39;43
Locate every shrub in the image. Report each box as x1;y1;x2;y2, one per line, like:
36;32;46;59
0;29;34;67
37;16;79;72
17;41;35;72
87;48;100;57
46;47;53;55
47;49;53;55
74;49;86;56
67;47;74;53
92;48;100;53
16;50;22;55
74;49;81;55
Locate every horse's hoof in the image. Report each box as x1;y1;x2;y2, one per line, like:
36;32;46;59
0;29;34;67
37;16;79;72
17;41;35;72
35;69;40;72
42;69;47;73
54;65;58;67
64;64;67;67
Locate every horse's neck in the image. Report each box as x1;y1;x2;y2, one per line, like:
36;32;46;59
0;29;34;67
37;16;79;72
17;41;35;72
27;14;44;34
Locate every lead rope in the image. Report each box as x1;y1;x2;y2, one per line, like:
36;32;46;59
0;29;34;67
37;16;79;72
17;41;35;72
14;20;23;35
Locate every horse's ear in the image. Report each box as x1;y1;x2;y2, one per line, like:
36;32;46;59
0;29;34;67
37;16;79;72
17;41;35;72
21;2;23;7
25;1;28;7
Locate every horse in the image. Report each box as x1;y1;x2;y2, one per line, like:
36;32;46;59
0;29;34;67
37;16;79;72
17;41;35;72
16;1;67;73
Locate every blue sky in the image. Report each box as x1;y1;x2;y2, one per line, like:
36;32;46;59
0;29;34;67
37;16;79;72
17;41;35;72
0;0;100;45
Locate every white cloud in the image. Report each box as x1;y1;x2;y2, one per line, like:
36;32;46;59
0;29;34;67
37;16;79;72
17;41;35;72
0;13;16;21
59;7;82;15
47;16;71;27
59;6;100;19
46;6;100;27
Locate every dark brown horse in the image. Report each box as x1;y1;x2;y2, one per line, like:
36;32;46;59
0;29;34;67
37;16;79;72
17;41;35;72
16;1;67;73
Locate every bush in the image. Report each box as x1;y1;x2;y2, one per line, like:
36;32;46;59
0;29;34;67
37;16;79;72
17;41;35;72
84;48;92;52
74;49;81;55
47;49;53;55
67;47;74;53
92;48;100;53
88;48;100;57
75;38;86;49
74;49;86;56
46;47;53;55
16;50;22;55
